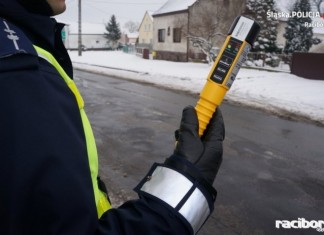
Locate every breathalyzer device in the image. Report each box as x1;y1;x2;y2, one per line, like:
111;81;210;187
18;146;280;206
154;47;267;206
195;16;260;136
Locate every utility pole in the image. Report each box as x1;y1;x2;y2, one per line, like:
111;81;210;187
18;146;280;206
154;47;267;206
78;0;82;56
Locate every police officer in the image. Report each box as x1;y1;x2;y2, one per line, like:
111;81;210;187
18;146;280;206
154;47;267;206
0;0;225;234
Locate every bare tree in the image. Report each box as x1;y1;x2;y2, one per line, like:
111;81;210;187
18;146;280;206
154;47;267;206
124;20;140;33
174;13;225;64
313;0;323;11
173;0;245;64
188;13;226;64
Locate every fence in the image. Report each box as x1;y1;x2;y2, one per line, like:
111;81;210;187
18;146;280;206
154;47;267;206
135;47;150;59
122;44;136;54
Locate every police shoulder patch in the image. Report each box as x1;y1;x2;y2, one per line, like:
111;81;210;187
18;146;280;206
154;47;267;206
0;17;37;59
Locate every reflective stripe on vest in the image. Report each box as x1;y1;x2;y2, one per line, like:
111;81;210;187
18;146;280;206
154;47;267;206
33;45;112;218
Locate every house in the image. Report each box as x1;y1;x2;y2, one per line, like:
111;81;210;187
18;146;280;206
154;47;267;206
275;18;288;51
63;22;108;50
62;22;136;50
152;0;196;62
138;11;154;50
152;0;246;62
310;17;324;53
127;32;139;45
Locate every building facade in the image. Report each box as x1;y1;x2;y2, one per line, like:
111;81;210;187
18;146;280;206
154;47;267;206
138;11;154;49
152;0;246;62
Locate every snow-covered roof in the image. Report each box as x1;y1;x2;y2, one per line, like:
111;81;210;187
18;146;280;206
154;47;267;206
153;0;197;16
127;32;139;39
66;22;106;34
139;11;154;30
147;11;154;21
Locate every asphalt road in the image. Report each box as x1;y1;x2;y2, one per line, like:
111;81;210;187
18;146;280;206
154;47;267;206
74;69;324;235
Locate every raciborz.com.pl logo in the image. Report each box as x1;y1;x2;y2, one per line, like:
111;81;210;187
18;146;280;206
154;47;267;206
276;218;324;232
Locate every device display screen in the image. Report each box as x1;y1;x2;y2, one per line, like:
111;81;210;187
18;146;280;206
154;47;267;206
211;38;242;84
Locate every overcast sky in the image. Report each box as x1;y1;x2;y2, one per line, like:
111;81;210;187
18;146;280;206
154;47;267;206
56;0;167;27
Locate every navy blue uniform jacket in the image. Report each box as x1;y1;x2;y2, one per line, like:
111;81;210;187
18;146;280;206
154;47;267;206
0;0;191;234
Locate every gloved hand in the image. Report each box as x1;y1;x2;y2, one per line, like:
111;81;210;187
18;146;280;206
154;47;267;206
172;106;225;185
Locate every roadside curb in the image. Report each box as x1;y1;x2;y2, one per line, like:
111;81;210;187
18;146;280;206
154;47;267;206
73;62;324;127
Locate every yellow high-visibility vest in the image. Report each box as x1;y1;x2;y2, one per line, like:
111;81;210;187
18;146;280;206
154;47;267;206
33;45;112;218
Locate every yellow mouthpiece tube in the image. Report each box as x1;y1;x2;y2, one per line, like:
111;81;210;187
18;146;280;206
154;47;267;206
195;80;227;136
195;37;250;136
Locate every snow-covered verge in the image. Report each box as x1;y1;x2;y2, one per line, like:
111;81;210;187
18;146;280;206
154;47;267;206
70;51;324;126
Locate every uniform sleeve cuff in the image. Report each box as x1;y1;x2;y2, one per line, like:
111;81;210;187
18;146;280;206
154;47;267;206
134;163;216;234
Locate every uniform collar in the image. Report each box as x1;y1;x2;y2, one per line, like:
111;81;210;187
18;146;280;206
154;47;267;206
0;0;57;52
0;0;73;77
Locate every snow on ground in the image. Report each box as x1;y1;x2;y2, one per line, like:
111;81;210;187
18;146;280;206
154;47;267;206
69;51;324;126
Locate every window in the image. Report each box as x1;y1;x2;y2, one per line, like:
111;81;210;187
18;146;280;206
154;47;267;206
167;27;170;36
145;24;150;32
158;29;165;42
173;28;181;43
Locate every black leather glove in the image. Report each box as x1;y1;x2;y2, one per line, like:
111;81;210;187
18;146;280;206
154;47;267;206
135;106;224;234
172;106;225;185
